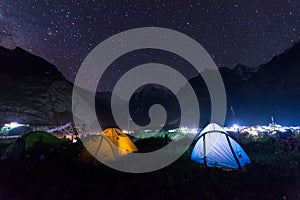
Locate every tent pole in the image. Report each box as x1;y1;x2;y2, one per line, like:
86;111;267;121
226;135;242;169
95;137;104;157
203;135;207;166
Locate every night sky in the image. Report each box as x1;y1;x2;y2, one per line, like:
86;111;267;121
0;0;299;89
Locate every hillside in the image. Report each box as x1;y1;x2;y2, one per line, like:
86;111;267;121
0;47;73;127
180;42;300;126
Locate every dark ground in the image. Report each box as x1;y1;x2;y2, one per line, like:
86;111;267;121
0;134;300;200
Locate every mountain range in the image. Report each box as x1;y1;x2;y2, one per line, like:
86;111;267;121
0;47;73;127
185;42;300;126
0;42;299;129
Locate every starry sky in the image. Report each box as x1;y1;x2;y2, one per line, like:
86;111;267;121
0;0;299;89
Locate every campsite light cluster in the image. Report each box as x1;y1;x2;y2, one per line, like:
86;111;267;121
131;123;300;139
224;123;300;137
1;121;300;139
1;121;300;169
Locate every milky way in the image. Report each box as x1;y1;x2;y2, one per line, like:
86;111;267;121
0;0;299;90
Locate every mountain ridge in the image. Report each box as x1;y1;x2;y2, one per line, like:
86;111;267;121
0;46;73;127
183;42;300;126
0;41;299;128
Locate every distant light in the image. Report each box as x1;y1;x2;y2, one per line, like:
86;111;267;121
179;127;188;133
178;127;198;134
278;128;287;132
233;124;239;129
190;128;198;134
4;122;24;129
249;130;259;136
223;124;241;133
256;126;265;132
122;130;134;134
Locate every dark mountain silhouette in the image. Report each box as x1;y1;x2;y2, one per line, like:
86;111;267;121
129;84;181;129
0;46;73;127
231;63;259;81
94;85;180;130
239;42;300;125
0;46;128;130
1;42;299;129
183;42;300;126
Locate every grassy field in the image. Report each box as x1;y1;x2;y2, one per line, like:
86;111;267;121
0;134;299;200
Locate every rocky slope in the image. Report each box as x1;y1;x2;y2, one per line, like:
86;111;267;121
96;42;300;128
182;42;300;126
0;47;73;127
240;42;300;125
129;84;180;129
1;41;299;129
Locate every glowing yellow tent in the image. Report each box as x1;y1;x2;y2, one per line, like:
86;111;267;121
81;128;138;162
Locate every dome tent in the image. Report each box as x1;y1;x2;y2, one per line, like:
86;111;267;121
81;128;138;163
191;123;250;169
1;131;59;161
23;131;59;150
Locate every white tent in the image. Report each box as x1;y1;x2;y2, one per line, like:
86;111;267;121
191;123;250;169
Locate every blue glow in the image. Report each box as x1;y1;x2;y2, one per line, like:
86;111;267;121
233;124;239;129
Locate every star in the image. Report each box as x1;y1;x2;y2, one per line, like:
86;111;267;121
0;0;298;90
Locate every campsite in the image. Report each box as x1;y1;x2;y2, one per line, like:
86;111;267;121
1;1;300;199
0;124;300;199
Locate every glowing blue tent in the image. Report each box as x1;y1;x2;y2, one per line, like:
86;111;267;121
191;123;251;169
